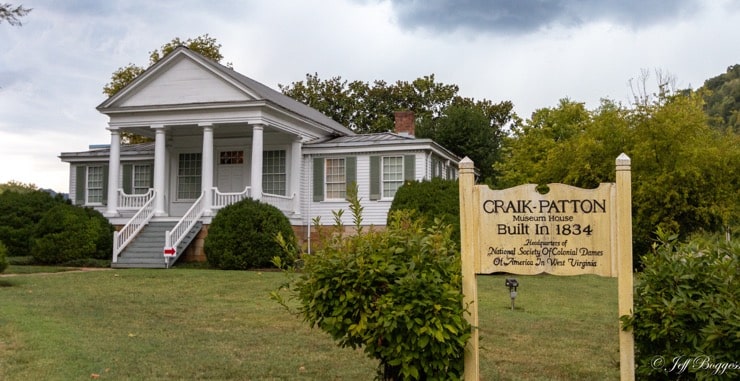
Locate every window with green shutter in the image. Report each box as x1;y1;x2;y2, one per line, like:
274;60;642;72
86;166;105;204
370;154;415;200
312;156;356;202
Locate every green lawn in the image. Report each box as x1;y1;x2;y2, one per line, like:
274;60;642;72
0;269;619;380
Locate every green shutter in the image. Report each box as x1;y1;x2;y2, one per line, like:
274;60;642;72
345;156;356;198
369;156;380;201
102;165;109;205
312;157;324;202
122;164;133;194
404;155;416;181
75;166;86;205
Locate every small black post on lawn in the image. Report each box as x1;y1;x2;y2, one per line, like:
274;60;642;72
505;278;518;311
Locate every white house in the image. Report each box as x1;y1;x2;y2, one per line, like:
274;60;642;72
60;46;461;268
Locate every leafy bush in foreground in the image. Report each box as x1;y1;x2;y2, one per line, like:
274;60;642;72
205;198;296;270
275;187;470;380
622;230;739;380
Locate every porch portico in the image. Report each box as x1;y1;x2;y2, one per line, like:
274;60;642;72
103;121;303;220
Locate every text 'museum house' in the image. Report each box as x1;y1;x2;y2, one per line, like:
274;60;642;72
60;47;461;268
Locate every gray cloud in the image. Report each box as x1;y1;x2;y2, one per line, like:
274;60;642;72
387;0;701;34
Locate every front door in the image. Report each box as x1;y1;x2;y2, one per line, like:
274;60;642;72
216;150;247;192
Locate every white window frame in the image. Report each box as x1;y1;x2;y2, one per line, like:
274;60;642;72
86;166;105;205
177;153;202;200
325;158;346;200
132;164;152;195
263;150;286;196
382;156;404;199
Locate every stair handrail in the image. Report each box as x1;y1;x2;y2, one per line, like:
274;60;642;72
165;191;206;259
113;190;157;263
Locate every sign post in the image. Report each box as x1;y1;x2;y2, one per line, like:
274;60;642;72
459;154;634;380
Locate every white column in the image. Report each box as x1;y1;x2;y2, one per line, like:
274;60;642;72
152;125;167;216
290;136;302;215
201;123;214;216
104;128;121;217
250;124;264;200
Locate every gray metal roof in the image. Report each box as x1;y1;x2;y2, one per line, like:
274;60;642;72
60;142;154;159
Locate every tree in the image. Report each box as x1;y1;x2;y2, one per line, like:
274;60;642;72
417;99;512;181
280;73;462;134
701;64;740;133
0;180;37;194
103;34;229;143
0;3;31;26
103;34;228;98
281;73;515;182
495;92;739;260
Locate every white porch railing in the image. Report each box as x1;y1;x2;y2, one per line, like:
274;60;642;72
118;188;154;209
164;191;206;266
262;192;297;213
212;186;251;209
113;190;157;263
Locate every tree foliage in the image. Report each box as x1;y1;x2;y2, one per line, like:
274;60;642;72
495;92;739;259
418;99;513;181
0;180;37;194
701;64;740;133
102;34;229;143
0;3;31;26
103;34;228;98
280;73;515;182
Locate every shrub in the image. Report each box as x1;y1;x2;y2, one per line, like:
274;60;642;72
0;241;8;273
621;229;740;380
389;178;460;244
205;198;296;270
31;204;114;264
0;190;68;256
275;187;470;380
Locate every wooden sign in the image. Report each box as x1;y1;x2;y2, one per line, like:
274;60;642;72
459;154;634;381
478;182;616;277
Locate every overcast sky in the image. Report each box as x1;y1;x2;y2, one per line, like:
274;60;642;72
1;0;738;193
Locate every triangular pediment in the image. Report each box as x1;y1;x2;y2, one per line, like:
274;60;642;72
106;51;253;109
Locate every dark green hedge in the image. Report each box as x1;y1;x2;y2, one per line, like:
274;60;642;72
205;198;296;270
389;178;460;244
31;203;114;264
0;190;67;256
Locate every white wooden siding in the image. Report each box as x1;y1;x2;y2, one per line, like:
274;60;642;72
300;152;426;227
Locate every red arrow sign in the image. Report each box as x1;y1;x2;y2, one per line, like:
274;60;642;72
163;247;176;256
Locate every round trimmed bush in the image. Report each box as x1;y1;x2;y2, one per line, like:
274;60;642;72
205;198;297;270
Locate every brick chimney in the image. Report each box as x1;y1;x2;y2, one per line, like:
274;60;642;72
394;111;415;137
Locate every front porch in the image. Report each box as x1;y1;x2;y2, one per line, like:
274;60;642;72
111;186;298;268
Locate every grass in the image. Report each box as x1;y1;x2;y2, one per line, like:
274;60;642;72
0;269;620;380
